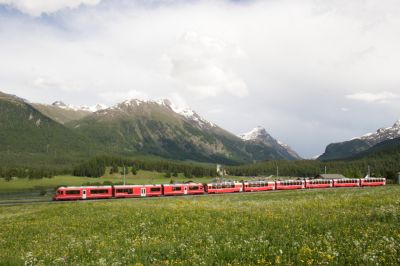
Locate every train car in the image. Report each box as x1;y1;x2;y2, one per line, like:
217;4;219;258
163;184;187;196
205;181;243;194
275;180;305;190
163;183;205;196
333;179;360;188
53;186;113;200
185;183;205;195
360;178;386;187
305;179;333;189
114;184;162;198
242;180;275;192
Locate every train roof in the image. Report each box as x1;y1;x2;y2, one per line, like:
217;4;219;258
206;181;241;185
57;186;112;189
113;184;162;188
243;180;275;183
163;183;202;186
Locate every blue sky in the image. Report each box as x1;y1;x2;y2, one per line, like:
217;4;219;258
1;0;400;158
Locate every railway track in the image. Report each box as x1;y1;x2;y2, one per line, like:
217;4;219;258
0;186;369;207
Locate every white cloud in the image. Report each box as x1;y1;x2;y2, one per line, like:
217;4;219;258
166;31;248;98
346;92;400;103
0;0;101;16
1;0;400;157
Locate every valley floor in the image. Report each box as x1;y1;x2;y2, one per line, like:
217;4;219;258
0;186;399;265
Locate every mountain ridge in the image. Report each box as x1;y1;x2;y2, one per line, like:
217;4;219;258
68;98;300;163
0;91;98;166
0;90;301;165
319;120;400;161
239;126;301;160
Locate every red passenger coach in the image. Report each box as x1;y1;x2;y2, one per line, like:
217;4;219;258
305;179;333;189
163;183;205;196
163;184;187;196
54;187;83;200
186;183;205;195
243;180;275;192
360;178;386;187
275;180;305;190
205;181;243;194
53;186;113;200
85;186;113;199
113;185;162;198
333;179;360;187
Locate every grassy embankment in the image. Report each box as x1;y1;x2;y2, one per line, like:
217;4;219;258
0;186;399;265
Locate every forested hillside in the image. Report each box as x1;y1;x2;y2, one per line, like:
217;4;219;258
0;92;99;168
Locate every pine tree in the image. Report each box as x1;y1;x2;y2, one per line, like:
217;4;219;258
131;166;137;175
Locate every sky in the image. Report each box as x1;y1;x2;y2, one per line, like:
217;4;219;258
0;0;400;158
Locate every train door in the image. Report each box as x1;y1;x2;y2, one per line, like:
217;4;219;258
184;186;188;195
82;189;87;200
141;187;146;197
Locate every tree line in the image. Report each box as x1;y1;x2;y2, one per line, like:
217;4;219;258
226;157;400;180
72;155;218;178
0;167;61;181
2;152;400;181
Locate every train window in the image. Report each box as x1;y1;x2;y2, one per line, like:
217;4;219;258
116;189;133;194
189;186;199;190
90;189;109;194
66;190;80;195
172;187;182;191
150;187;161;192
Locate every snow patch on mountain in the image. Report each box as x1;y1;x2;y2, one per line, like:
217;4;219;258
52;101;107;112
239;126;302;159
165;100;216;128
351;120;400;145
113;98;216;128
239;126;272;141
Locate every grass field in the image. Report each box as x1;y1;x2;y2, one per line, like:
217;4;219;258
0;186;399;265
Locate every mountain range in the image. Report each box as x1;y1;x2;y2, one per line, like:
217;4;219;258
2;90;399;167
319;120;400;161
0;91;300;166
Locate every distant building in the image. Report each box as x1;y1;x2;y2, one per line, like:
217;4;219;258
216;164;227;177
314;174;347;179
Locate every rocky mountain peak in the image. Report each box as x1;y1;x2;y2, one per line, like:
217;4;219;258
51;101;107;112
52;101;67;107
319;119;400;160
112;98;216;129
357;120;400;145
239;126;301;159
239;126;272;141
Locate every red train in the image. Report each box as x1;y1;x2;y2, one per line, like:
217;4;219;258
53;178;386;201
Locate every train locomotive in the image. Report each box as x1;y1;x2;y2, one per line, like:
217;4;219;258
53;177;386;201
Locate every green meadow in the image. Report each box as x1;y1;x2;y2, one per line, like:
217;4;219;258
0;186;399;265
